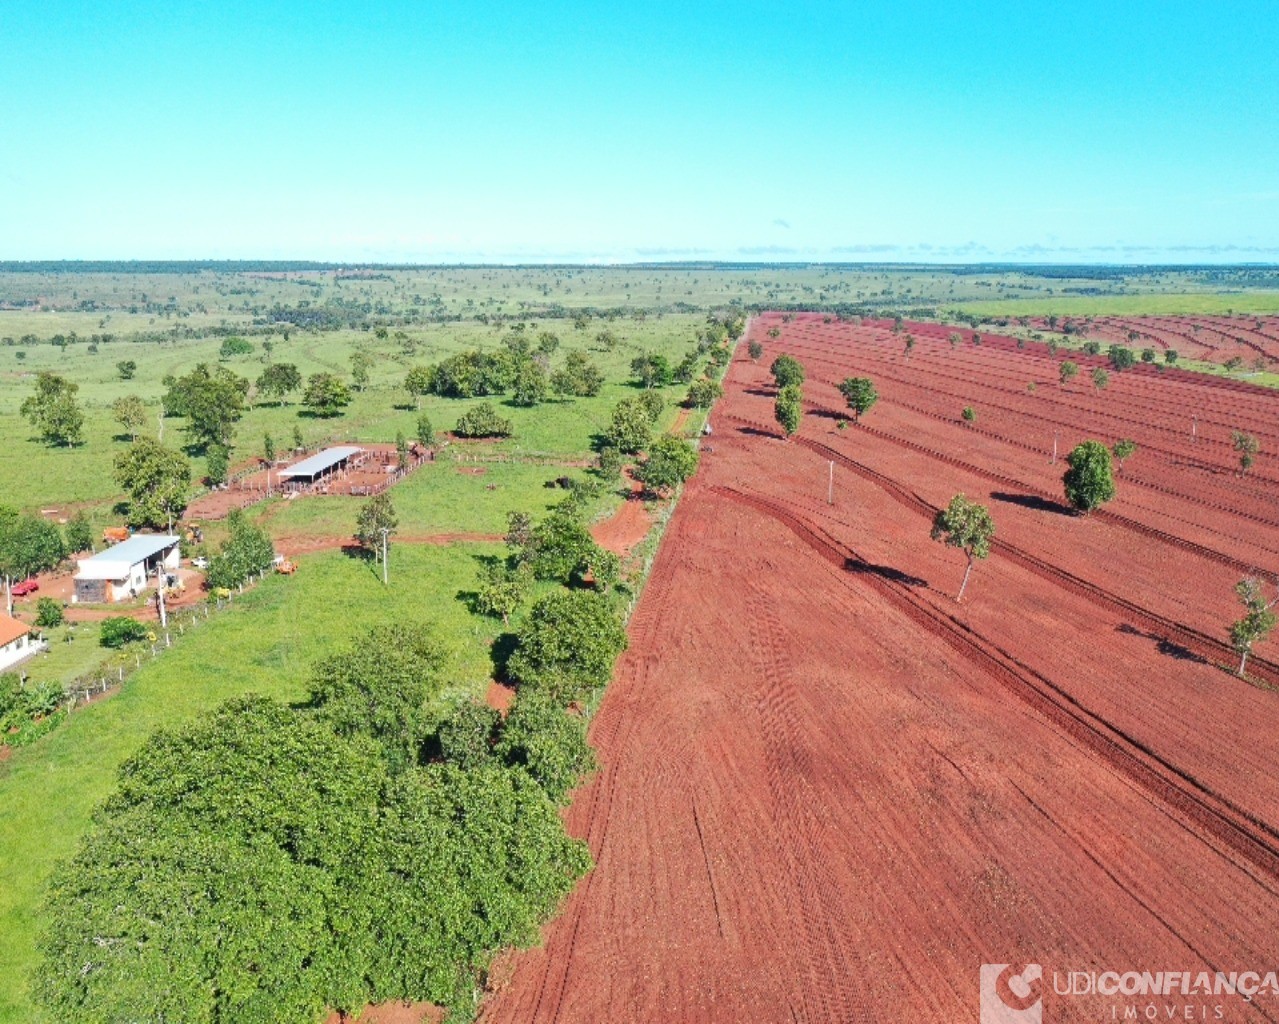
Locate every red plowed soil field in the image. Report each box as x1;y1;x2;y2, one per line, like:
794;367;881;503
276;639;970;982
480;314;1279;1024
1028;314;1279;367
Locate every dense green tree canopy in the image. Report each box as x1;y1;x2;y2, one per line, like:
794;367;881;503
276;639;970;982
257;362;302;405
550;350;604;397
506;590;628;703
302;373;352;417
20;371;84;447
1062;440;1116;512
604;397;653;453
635;435;699;496
205;509;275;589
838;377;878;420
113;437;192;529
0;506;66;581
164;364;250;449
454;402;513;438
769;354;805;389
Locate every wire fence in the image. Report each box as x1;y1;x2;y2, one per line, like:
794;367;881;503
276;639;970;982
59;569;271;711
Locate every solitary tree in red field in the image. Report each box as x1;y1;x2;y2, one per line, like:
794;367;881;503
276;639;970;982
930;494;995;602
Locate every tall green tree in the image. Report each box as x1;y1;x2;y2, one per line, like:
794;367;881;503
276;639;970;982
113;438;192;530
350;351;374;392
775;383;802;438
635;435;698;496
166;364;249;449
204;509;274;589
0;508;65;581
355;493;398;559
603;398;653;454
302;373;352;417
1230;577;1278;676
769;354;805;389
256;363;302;405
506;590;628;703
1062;440;1116;513
112;394;147;441
838;377;878;421
930;494;995;601
20;372;85;446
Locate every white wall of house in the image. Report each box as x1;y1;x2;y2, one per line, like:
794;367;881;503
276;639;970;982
0;632;34;672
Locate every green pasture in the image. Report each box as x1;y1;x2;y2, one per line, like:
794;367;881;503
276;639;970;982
0;313;702;516
0;542;507;1024
955;290;1279;317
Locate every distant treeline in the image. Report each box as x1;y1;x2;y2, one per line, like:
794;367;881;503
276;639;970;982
3;260;1276;277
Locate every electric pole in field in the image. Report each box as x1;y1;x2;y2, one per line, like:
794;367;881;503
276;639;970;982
827;460;834;505
1051;430;1059;465
155;562;168;630
380;528;390;585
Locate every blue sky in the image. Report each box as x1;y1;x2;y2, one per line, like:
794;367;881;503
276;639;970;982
2;0;1277;262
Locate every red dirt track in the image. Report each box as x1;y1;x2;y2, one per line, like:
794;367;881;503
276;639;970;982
480;314;1279;1023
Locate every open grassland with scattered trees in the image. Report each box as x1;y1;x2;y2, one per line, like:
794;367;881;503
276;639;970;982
0;268;743;1024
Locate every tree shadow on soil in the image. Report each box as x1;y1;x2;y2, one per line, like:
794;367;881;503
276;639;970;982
1115;623;1209;664
845;557;928;588
744;387;775;398
990;491;1074;516
735;426;776;439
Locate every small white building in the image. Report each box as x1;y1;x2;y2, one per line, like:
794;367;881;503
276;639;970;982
73;534;180;604
0;613;43;673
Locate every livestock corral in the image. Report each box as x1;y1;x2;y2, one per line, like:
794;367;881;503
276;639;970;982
481;314;1279;1023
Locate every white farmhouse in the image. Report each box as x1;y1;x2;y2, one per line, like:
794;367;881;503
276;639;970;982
73;534;180;604
0;613;44;672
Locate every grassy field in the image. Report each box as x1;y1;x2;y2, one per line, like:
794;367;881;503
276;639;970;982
0;542;511;1024
953;290;1279;317
0;313;703;516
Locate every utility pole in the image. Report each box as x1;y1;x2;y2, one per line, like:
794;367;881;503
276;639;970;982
155;562;168;630
1051;430;1059;465
827;461;834;505
3;575;11;617
380;528;389;586
1192;415;1198;443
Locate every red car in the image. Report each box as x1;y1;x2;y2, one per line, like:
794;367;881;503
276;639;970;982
11;578;39;597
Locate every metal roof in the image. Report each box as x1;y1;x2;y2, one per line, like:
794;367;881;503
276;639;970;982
278;446;363;479
76;534;179;579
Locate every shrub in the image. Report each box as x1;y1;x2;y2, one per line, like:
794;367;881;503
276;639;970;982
99;616;148;648
454;402;513;438
35;597;63;628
